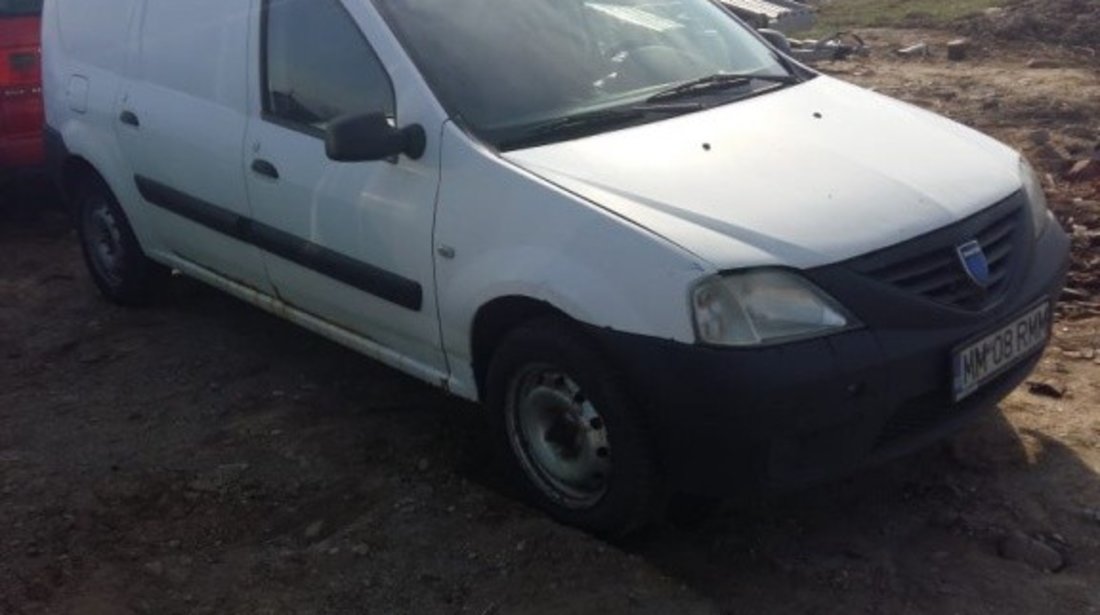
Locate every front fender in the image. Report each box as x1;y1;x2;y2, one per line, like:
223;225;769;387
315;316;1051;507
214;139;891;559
434;123;709;399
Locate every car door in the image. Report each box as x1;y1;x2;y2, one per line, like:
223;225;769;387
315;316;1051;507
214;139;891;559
114;0;272;293
243;0;447;373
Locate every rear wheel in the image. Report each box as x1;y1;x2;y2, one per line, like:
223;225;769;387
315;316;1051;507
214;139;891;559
487;318;660;536
75;175;168;305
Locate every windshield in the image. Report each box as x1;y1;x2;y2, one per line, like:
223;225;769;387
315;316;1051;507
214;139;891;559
373;0;797;148
0;0;42;17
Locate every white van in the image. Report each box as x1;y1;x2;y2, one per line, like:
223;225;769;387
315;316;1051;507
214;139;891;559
42;0;1069;534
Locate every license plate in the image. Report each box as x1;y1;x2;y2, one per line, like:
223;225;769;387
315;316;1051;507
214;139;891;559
952;302;1051;401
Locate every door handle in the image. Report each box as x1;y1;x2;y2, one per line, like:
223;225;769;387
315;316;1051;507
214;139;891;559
119;110;140;127
251;159;280;180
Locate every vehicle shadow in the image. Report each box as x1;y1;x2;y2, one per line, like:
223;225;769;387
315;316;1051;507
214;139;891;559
6;195;1097;614
625;406;1100;614
0;176;68;232
62;237;1100;615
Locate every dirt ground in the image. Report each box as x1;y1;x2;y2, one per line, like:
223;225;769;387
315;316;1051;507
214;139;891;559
3;25;1100;615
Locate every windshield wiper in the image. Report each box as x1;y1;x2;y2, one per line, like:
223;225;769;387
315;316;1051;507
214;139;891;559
647;73;800;104
500;102;702;150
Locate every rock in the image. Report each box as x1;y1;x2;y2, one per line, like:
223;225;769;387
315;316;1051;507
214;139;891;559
304;520;325;540
1061;347;1096;361
1032;143;1072;169
209;462;250;490
166;558;192;586
947;39;970;61
896;42;929;58
143;561;166;578
1065;159;1100;182
77;351;109;364
393;496;417;511
186;478;218;494
1027;59;1062;69
1063;126;1098;141
928;510;962;529
24;580;52;602
1063;287;1092;302
999;532;1065;572
1026;380;1066;399
1028;130;1051;146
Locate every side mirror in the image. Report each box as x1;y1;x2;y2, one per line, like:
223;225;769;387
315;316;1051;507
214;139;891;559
325;112;427;163
757;28;792;54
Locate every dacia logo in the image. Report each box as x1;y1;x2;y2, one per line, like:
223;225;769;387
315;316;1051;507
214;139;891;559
956;240;990;288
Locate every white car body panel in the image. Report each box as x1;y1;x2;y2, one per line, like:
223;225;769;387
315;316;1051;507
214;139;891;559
241;0;450;373
117;0;274;294
41;0;158;247
42;0;1032;407
434;123;710;398
505;75;1022;270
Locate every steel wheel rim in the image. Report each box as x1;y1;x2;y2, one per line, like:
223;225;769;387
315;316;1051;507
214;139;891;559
83;197;126;288
506;364;611;509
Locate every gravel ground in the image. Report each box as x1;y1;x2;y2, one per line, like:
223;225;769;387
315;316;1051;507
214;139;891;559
2;27;1099;615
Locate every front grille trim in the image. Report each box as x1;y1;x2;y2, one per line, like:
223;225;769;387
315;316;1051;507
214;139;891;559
845;191;1028;312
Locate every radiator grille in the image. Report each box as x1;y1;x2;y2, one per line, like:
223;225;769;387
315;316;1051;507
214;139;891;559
853;196;1026;311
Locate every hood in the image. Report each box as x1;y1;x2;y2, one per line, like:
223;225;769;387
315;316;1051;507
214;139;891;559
503;75;1023;270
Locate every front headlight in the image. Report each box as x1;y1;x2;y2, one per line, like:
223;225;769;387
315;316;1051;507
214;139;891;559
691;269;857;347
1020;157;1052;238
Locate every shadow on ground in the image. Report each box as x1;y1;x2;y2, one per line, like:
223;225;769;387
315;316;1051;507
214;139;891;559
629;399;1100;613
2;197;1098;614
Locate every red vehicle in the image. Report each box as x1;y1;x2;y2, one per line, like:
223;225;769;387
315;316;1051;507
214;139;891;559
0;0;43;183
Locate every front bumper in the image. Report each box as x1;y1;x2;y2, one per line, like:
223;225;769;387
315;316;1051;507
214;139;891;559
589;219;1070;497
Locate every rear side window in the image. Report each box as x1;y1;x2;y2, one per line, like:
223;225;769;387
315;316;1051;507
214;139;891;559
263;0;394;133
0;0;42;17
140;0;248;109
57;0;133;69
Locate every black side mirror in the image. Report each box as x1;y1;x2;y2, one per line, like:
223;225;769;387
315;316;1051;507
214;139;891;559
325;112;427;163
757;28;792;54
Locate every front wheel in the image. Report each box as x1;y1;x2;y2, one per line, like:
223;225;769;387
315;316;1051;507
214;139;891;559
487;318;660;536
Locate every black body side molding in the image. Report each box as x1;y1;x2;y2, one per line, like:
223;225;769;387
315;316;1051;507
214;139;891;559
133;175;423;312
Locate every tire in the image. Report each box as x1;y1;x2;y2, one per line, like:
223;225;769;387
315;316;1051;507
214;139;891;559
75;174;168;306
486;317;660;536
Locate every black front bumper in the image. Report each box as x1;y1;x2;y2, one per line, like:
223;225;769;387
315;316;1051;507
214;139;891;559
588;219;1070;497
